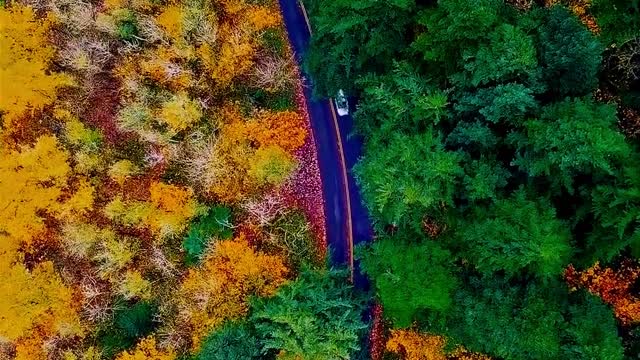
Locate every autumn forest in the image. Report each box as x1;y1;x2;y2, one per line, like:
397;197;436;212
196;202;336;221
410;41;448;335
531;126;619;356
2;0;640;359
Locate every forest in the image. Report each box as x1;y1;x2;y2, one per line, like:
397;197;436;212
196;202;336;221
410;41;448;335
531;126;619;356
302;0;640;359
3;0;640;359
0;0;369;358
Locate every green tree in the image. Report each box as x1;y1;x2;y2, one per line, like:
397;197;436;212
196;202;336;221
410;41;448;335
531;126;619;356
197;321;262;360
354;132;463;228
587;163;640;262
562;293;625;360
510;97;631;191
459;190;571;279
355;62;448;141
537;6;603;97
454;83;539;124
182;206;233;266
412;0;503;64
304;0;417;96
359;235;458;327
446;278;566;360
251;268;366;360
459;24;538;87
591;0;640;46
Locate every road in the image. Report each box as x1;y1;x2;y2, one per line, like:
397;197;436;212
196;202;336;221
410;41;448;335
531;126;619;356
278;0;373;289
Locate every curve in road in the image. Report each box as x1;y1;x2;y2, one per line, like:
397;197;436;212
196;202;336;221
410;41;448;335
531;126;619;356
278;0;374;289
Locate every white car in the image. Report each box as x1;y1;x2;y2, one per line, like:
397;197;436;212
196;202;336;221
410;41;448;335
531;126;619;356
334;89;349;116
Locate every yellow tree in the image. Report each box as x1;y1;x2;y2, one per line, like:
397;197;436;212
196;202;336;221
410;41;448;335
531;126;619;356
115;337;175;360
0;5;72;135
0;261;82;350
0;135;71;255
386;330;492;360
178;236;288;349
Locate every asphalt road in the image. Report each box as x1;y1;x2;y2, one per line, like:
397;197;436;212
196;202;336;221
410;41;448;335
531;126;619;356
278;0;374;289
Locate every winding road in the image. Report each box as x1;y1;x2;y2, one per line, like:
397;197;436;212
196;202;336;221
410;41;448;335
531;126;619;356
278;0;373;289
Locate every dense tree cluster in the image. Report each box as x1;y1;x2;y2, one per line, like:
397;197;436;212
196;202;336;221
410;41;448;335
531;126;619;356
305;0;640;358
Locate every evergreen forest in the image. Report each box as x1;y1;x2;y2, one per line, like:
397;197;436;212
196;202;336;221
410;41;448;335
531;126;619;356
304;0;640;359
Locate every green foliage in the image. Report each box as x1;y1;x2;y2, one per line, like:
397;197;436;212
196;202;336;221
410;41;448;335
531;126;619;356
446;121;499;152
354;132;463;228
304;0;418;96
460;24;538;87
113;9;139;41
588;164;640;262
460;190;572;279
264;210;321;272
446;278;566;360
197;321;262;360
359;236;458;328
260;28;286;55
510;97;630;190
183;206;233;266
454;83;538;124
461;158;510;202
412;0;503;63
591;0;640;45
97;300;159;358
563;293;625;360
537;6;603;97
355;62;448;141
251;268;366;360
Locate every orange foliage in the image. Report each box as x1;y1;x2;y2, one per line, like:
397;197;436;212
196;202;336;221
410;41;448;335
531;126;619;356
568;0;600;34
565;260;640;325
178;236;288;349
386;330;447;360
249;110;307;153
543;0;600;34
0;5;73;133
386;330;492;360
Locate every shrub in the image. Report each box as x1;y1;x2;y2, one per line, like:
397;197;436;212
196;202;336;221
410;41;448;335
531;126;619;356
97;301;159;358
182;206;233;266
249;146;297;186
263;210;321;272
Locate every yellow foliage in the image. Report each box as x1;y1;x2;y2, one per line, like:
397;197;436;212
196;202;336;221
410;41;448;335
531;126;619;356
74;151;107;174
199;36;255;88
0;5;73;130
245;6;281;32
93;236;138;278
62;222;114;259
158;92;202;132
178;237;289;349
116;337;175;360
0;135;71;252
136;47;194;90
118;270;152;300
109;160;139;186
156;5;183;41
386;330;492;360
58;178;95;220
0;261;82;342
105;182;199;238
249;145;297;186
64;116;102;150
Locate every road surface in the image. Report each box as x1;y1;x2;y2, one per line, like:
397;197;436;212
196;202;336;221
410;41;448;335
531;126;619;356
278;0;374;289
